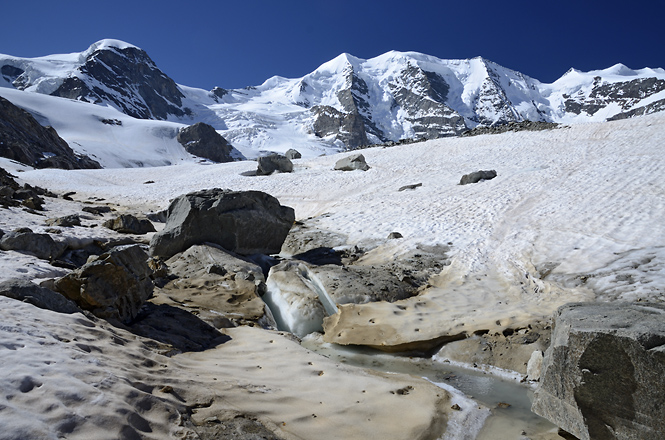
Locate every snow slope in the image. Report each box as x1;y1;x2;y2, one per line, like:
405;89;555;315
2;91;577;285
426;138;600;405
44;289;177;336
0;102;662;440
5;111;664;310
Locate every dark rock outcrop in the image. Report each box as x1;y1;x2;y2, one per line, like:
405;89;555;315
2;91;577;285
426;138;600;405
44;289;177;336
149;188;295;259
0;228;66;260
0;96;101;169
532;302;665;440
334;153;370;171
103;214;156;235
50;43;191;120
0;279;80;314
257;153;293;175
176;122;238;163
54;245;154;323
459;170;497;185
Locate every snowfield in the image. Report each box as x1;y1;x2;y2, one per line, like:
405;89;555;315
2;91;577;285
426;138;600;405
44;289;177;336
0;109;663;439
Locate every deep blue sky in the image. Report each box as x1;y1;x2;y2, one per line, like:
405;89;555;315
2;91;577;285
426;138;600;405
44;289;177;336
2;0;663;90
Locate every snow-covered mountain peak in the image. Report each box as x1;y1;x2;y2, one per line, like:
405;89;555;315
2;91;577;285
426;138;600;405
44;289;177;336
82;39;140;57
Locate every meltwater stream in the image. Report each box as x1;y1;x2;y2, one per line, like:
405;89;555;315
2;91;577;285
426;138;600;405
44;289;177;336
301;336;558;440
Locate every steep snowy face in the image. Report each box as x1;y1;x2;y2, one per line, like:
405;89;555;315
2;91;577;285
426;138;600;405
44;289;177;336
540;64;665;122
0;40;191;120
279;52;551;147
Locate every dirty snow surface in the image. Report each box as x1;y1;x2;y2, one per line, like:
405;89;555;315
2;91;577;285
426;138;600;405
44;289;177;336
0;111;663;439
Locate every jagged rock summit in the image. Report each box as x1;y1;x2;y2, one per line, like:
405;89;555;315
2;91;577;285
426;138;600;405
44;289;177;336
1;39;191;120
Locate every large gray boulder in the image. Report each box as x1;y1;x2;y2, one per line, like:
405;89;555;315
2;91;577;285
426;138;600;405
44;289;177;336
334;153;370;171
53;245;154;323
103;214;155;234
257;153;293;175
0;279;80;314
532;302;665;440
177;122;238;163
149;189;295;260
0;228;66;260
459;169;497;185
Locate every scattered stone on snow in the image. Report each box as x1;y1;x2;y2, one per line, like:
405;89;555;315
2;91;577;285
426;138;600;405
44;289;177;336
532;302;665;440
103;213;156;234
256;153;293;175
334;153;370;171
45;214;81;227
0;227;66;260
398;183;422;191
149;188;295;260
82;205;113;216
387;232;403;239
54;245;154;324
459;170;497;185
0;279;80;314
285;148;302;160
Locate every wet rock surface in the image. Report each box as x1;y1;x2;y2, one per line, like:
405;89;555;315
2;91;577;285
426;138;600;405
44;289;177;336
532;302;665;440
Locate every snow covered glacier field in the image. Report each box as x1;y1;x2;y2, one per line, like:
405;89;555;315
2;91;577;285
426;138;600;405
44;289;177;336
0;110;663;439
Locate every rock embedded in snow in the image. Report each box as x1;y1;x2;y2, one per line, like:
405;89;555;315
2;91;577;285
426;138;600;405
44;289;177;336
0;227;66;260
285;148;302;160
45;214;81;227
256;153;293;175
149;188;295;259
0;279;80;314
103;213;156;234
176;122;237;163
459;169;497;185
334;153;370;171
54;245;154;323
532;302;665;440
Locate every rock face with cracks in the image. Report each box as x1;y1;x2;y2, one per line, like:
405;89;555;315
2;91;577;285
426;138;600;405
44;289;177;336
531;302;665;440
54;245;154;323
149;188;295;260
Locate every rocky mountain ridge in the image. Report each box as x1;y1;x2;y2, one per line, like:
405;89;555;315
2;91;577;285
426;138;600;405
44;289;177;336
1;40;665;157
